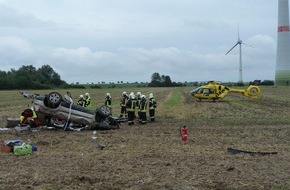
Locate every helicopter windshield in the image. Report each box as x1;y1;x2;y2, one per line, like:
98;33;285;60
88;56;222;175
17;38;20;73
191;87;203;94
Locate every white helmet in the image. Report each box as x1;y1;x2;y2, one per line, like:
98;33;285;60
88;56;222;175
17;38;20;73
136;92;141;97
85;92;89;97
141;95;146;99
80;95;84;98
122;91;127;95
129;92;135;99
106;93;110;97
149;93;154;98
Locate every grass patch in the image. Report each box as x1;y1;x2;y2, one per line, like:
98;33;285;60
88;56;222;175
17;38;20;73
271;180;290;190
164;88;182;107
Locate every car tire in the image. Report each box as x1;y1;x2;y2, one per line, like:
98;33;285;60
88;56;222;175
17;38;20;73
47;92;63;109
97;105;111;117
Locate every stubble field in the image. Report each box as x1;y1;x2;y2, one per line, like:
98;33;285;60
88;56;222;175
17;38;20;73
0;86;289;190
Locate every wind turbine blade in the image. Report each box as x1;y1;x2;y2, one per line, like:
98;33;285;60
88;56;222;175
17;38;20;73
237;25;240;40
242;42;254;48
225;42;239;55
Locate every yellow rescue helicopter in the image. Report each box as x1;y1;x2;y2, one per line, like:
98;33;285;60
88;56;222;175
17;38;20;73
190;81;261;101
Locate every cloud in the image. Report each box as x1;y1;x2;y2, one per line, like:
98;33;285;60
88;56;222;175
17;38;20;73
0;4;53;28
0;1;278;84
0;36;35;70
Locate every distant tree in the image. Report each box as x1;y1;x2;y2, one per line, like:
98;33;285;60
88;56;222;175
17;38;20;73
0;71;8;89
149;72;162;87
37;65;66;86
151;72;161;83
149;72;184;87
163;75;172;86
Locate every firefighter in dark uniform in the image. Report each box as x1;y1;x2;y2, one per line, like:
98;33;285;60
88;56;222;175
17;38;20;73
136;92;142;122
139;95;147;124
126;93;136;125
77;95;86;107
105;93;112;114
148;93;157;122
119;91;128;118
129;92;137;119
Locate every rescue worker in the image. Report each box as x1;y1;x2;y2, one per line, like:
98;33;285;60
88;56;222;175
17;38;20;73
148;93;157;122
126;92;136;125
84;92;92;108
105;93;112;113
129;92;137;118
77;95;86;107
139;95;147;124
136;92;142;123
120;91;128;118
20;108;42;128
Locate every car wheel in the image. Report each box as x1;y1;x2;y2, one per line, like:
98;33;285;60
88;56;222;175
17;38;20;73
47;92;62;108
97;105;111;117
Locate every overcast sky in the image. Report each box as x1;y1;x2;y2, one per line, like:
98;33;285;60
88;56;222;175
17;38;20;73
0;0;278;84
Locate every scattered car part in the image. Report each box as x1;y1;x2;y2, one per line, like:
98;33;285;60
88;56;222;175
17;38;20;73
227;147;278;156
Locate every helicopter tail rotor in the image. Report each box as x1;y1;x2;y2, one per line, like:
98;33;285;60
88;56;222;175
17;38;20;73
244;85;261;98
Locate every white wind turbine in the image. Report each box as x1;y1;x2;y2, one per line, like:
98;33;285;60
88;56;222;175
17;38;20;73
225;29;253;83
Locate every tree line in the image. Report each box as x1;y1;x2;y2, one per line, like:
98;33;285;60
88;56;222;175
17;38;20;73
148;72;185;87
0;65;185;90
0;64;273;90
0;65;67;90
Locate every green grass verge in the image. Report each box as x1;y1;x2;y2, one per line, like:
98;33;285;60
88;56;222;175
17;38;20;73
164;88;182;107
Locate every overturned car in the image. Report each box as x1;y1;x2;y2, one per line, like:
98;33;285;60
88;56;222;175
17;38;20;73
33;92;123;130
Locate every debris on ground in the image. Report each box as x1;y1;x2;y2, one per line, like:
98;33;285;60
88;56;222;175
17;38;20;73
1;139;37;155
227;147;278;156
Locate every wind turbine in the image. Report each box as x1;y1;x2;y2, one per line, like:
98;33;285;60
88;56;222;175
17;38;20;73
225;29;253;84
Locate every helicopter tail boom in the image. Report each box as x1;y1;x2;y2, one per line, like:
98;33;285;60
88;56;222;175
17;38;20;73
229;85;261;98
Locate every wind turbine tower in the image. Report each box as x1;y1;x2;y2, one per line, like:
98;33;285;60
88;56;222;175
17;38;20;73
275;0;290;86
226;30;253;84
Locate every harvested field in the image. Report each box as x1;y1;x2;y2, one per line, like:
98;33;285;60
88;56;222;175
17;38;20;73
0;86;289;190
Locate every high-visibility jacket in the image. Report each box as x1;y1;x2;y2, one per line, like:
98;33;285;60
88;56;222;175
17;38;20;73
105;97;112;108
84;97;91;108
20;109;37;124
126;99;136;112
136;97;141;110
77;98;86;107
149;98;157;110
120;95;128;107
140;99;147;112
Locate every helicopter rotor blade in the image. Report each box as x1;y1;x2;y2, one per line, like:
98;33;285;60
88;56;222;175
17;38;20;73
225;42;239;55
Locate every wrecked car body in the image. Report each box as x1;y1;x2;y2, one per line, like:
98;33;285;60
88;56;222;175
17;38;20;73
33;92;123;130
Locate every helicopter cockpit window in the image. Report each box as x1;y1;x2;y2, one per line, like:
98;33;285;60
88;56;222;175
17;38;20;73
191;87;203;94
203;88;210;96
196;88;203;94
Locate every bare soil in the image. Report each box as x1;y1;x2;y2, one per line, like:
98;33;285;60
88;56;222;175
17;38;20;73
0;87;289;190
